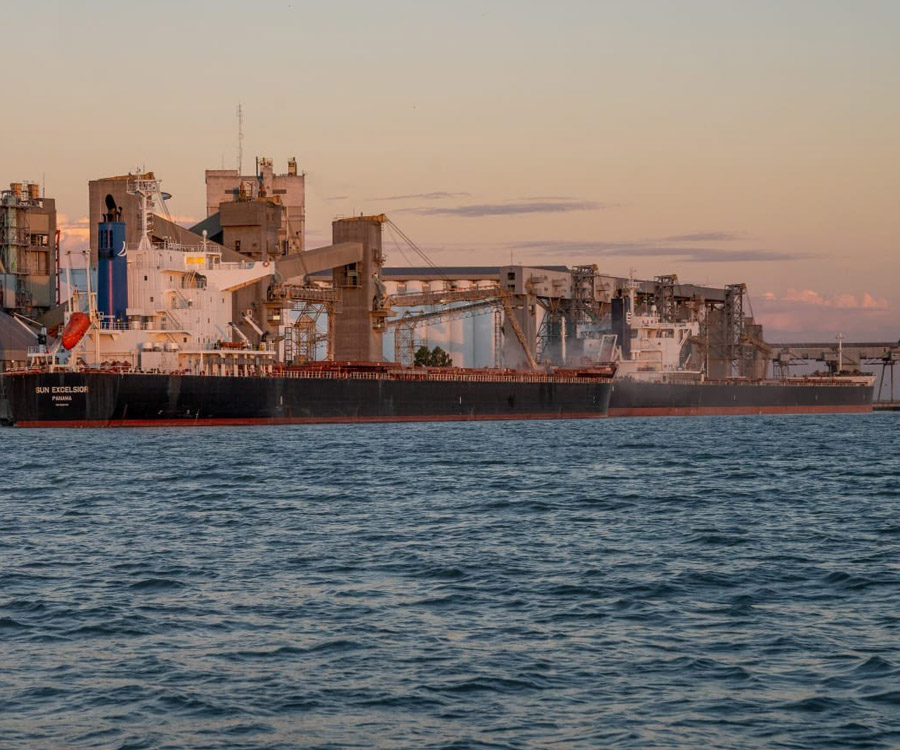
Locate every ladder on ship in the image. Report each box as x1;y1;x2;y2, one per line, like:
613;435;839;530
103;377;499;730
283;327;295;364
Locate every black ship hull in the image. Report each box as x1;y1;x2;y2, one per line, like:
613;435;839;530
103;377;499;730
0;370;612;427
608;377;874;417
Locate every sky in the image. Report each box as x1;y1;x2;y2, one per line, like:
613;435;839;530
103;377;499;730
5;0;898;341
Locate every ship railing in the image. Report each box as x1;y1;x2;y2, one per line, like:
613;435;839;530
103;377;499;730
210;260;260;271
1;363;614;384
126;250;260;273
274;369;610;384
98;319;131;331
161;240;208;253
699;377;866;387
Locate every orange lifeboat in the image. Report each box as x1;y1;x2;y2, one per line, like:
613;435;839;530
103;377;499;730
61;312;91;350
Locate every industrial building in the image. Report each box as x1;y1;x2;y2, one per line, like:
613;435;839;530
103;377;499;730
300;262;769;378
0;181;57;316
0;181;57;370
195;157;306;259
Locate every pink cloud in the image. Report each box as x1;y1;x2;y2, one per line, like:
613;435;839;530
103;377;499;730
779;288;889;311
753;289;894;341
57;214;90;253
782;288;833;305
833;293;859;309
862;293;889;310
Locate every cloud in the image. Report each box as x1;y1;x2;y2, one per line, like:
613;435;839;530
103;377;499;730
782;289;823;305
374;191;471;201
635;248;803;263
863;293;889;310
57;214;89;252
780;288;889;310
513;240;631;253
325;195;349;201
754;291;893;339
510;239;809;263
407;200;606;217
833;294;860;309
663;231;745;242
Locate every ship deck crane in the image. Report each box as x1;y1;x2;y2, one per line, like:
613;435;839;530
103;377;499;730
228;321;251;348
242;311;265;337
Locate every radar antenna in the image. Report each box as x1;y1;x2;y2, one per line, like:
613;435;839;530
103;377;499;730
127;169;160;252
236;103;244;175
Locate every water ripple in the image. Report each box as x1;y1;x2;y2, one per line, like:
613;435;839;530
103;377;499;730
1;414;898;748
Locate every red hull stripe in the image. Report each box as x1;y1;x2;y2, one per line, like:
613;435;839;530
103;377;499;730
15;412;609;428
608;405;873;417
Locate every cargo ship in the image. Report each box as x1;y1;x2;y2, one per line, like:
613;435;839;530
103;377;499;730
0;364;614;427
0;176;614;427
0;169;873;424
602;282;875;417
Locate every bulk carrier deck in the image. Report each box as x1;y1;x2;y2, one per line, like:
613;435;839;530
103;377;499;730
0;363;615;427
608;375;875;417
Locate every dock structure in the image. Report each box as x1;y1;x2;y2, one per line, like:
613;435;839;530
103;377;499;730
768;341;900;370
363;266;772;376
769;341;900;406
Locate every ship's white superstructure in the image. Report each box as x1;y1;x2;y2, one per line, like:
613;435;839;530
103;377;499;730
62;174;276;375
613;280;702;381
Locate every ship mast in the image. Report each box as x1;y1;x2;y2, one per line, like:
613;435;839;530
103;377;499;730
626;268;637;321
127;169;159;252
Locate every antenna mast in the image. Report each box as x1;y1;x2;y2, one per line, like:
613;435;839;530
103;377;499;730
127;169;159;252
237;103;244;175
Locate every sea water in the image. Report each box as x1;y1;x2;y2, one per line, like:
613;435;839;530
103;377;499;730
1;414;899;749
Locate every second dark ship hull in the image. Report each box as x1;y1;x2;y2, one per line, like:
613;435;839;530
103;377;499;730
608;377;874;417
0;367;613;427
